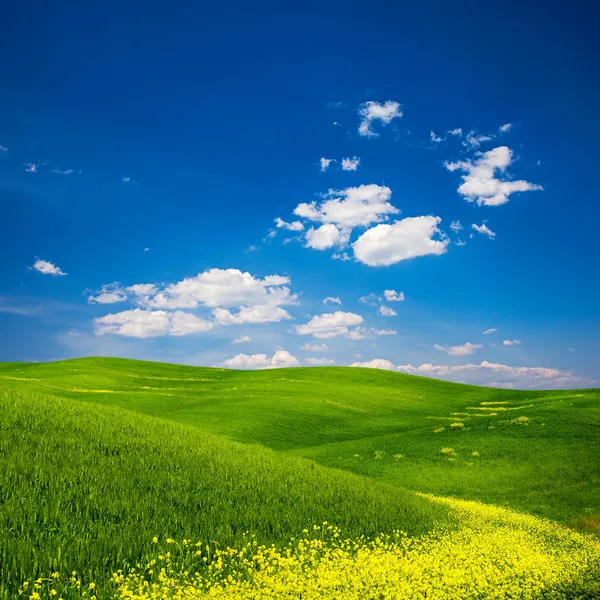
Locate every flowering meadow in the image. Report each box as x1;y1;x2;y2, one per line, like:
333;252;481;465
1;358;599;598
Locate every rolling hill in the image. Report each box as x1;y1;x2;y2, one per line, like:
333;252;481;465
1;357;599;598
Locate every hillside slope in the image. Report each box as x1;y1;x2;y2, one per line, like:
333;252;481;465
0;387;448;598
1;357;598;527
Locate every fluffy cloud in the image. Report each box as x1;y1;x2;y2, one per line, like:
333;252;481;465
88;284;128;304
341;157;361;171
294;311;364;339
447;128;463;136
434;342;483;356
25;162;39;173
320;157;332;172
223;350;299;370
352;358;396;370
294;184;397;229
300;343;329;352
445;146;543;206
430;131;443;143
378;306;397;317
30;259;67;276
472;223;496;239
135;268;296;310
383;290;405;302
450;220;463;233
275;217;304;231
499;123;513;133
503;339;522;346
232;336;251;344
93;309;214;338
323;296;342;305
358;101;402;137
352;359;593;389
352;216;448;266
212;305;292;325
306;357;336;365
305;224;349;250
483;328;498;335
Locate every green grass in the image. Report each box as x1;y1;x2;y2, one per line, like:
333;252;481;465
1;357;599;597
0;387;449;598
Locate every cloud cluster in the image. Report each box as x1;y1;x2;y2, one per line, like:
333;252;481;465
351;359;593;389
223;350;299;369
91;268;298;338
294;311;395;340
358;101;402;137
445;146;542;206
294;184;397;229
94;309;214;338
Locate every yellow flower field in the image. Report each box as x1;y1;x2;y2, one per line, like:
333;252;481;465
106;496;600;600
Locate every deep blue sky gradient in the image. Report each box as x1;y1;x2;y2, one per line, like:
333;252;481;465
0;0;598;386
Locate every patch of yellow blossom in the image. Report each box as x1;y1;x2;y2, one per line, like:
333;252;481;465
108;498;600;600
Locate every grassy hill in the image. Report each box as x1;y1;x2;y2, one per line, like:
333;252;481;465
1;357;599;598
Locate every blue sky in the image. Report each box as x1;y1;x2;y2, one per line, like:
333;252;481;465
1;0;599;388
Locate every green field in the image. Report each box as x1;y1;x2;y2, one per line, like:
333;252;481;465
1;357;599;598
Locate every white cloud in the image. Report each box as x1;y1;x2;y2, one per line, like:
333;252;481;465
346;327;396;339
445;146;543;206
320;157;332;172
30;259;67;276
0;144;9;153
341;157;361;171
358;100;402;137
294;311;364;339
383;290;405;302
450;220;463;233
50;168;75;175
503;339;522;346
430;131;443;143
300;343;329;352
434;342;483;356
212;304;292;325
294;184;397;229
323;296;342;305
378;306;397;317
306;357;336;365
332;252;351;261
305;224;349;250
463;132;493;148
126;284;159;304
144;247;151;252
499;123;513;133
93;308;214;338
275;217;304;231
88;284;128;304
482;328;498;335
24;162;39;173
352;358;396;370
139;268;296;310
122;176;131;183
472;223;496;239
352;359;593;389
232;336;251;344
352;216;448;266
447;128;463;136
223;350;299;370
359;293;380;306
